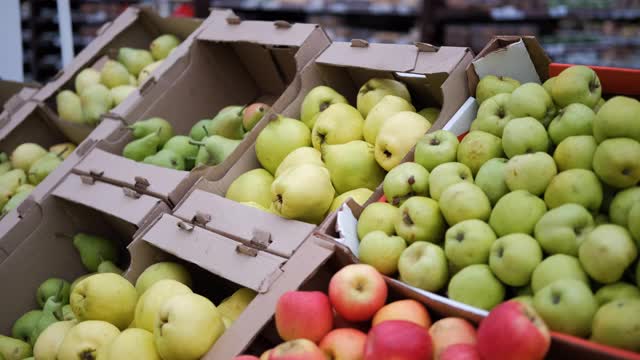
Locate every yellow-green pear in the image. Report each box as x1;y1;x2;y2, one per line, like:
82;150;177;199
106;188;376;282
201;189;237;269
129;117;174;145
226;169;274;208
329;188;373;212
33;320;75;360
0;169;27;192
98;328;160;360
138;60;162;84
10;143;47;171
56;90;84;123
50;143;76;159
375;111;431;171
122;131;162;162
363;95;415;144
0;186;12;209
134;279;192;332
0;152;11;176
75;68;101;94
322;140;386;194
192;135;241;167
418;107;441;124
150;34;180;60
135;262;192;296
271;164;335;224
275;147;324;177
0;335;32;360
57;321;119;360
255;116;311;175
117;48;154;76
110;85;136;107
357;78;411;118
27;152;63;185
312;103;364;150
100;60;130;89
217;288;257;326
300;85;348;129
80;83;113;125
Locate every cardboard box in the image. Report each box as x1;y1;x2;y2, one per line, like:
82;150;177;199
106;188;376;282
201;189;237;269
70;14;332;207
0;173;169;333
0;79;39;122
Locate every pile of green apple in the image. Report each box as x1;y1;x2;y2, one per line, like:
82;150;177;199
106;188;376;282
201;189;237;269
355;65;640;352
0;142;76;216
56;34;181;126
225;78;441;224
1;231;257;360
121;102;269;171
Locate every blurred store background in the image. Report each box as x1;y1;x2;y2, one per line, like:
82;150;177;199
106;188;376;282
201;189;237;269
10;0;640;83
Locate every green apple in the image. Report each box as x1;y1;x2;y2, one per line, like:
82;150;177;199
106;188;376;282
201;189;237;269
553;135;597;171
542;76;556;96
359;231;407;275
534;204;594;256
489;190;546;236
71;273;138;330
591;298;640;352
99;328;160;360
322;140;385;194
501;117;549;158
531;254;589;293
300;85;348;129
395;196;445;243
329;188;373;212
475;75;520;104
439;182;491;226
533;279;598;337
357;202;400;240
33;320;75;360
428;162;473;201
592;96;640;143
544;169;603;212
474;158;508;205
312;103;364;150
414;130;459;171
134;279;193;332
445;219;496;269
135;262;192;296
275;147;324;178
629;202;640;244
506;83;556;126
154;293;225;360
374;111;431;171
363;95;415;144
593;138;640;188
551;65;602;108
548;103;595;145
57;320;120;360
357;78;411;118
447;264;505;310
594;282;640;306
489;234;542;286
579;224;637;284
398;241;448;292
505;152;557;196
418;107;440;124
470;93;513;137
255;116;311;175
609;186;640;227
37;278;71;307
456;130;504;175
225;168;274;209
382;162;429;206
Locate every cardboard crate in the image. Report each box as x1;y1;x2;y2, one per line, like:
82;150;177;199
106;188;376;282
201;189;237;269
0;172;169;331
69;14;332;207
0;79;39;121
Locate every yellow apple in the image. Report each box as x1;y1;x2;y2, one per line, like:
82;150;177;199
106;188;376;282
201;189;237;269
135;262;192;296
134;279;193;332
217;288;257;326
98;328;160;360
57;320;120;360
34;320;76;360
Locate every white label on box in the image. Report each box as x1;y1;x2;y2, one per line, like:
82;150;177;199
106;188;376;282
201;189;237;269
473;39;541;84
335;205;360;257
443;97;478;136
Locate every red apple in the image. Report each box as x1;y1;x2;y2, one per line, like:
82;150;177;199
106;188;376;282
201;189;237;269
440;344;481;360
476;300;550;360
429;317;477;358
329;264;388;322
275;291;333;342
234;356;260;360
270;339;326;360
364;320;433;360
319;328;367;360
372;299;432;328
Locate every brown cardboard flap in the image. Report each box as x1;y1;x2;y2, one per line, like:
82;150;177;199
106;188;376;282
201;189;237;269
173;189;315;258
197;20;318;48
52;174;164;228
141;213;287;293
413;46;471;75
315;41;417;72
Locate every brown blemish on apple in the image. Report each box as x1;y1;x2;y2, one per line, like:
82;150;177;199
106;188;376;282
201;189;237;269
383;150;392;158
551;292;561;305
430;138;440;146
496;246;504;258
456;232;464;241
403;213;414;226
497;106;506;118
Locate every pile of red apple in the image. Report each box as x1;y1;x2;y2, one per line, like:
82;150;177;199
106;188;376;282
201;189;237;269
234;264;551;360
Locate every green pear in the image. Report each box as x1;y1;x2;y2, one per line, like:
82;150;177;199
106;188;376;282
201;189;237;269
418;107;440;124
553;135;597;171
312;103;364;150
31;296;64;346
395;196;445;244
15;184;34;194
49;143;76;160
501;117;549;158
122;131;162;162
0;169;27;193
552;65;602;108
592;96;640;143
56;90;84;123
593;138;640;188
444;219;496;269
117;48;154;76
470;93;513;137
531;254;589;293
271;164;335;224
475;75;520;104
300;85;348;129
359;231;407;275
505;152;557;196
0;335;32;359
329;188;372;212
439;182;491;226
11;143;47;171
595;283;640;306
226;168;274;209
129;117;174;145
534;204;594;256
137;60;162;84
374;111;431;171
489;190;546;236
428;162;473;201
74;68;101;94
162;136;198;169
275;147;324;178
548;103;595;145
544;169;603;212
456;130;504;175
382;162;429;206
542;76;556;96
97;260;123;274
255;116;311;175
12;310;42;344
579;224;637;284
189;119;212;141
72;233;119;272
150;34;180;60
243;102;270;131
143;149;185;170
27;153;63;185
357;202;400;240
629;202;640;244
100;60;130;89
609;187;640;227
490;233;542;286
506;83;556;126
37;278;71;307
533;279;598;337
357;78;411;118
591;299;640;351
192;135;241;167
363;95;415;144
207;106;245;140
447;264;505;310
80;83;113;125
322;140;385;194
414;130;459;171
2;188;32;215
110;85;136;107
474;158;508;205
